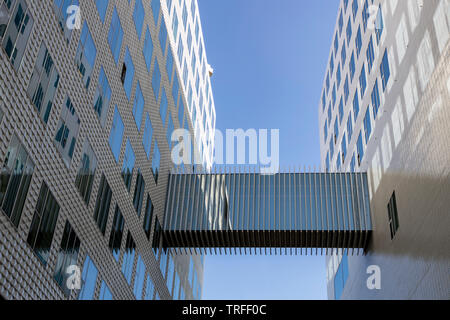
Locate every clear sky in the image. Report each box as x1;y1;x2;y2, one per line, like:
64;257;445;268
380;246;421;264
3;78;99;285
198;0;340;300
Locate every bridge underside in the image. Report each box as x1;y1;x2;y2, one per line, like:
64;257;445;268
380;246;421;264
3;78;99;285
160;171;372;255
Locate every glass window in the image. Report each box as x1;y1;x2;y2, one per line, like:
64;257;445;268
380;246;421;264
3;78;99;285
341;133;347;163
347;112;353;141
152;58;161;101
371;79;381;119
349;51;355;81
338;10;343;35
357;131;364;166
353;89;359;118
182;2;188;28
133;0;144;39
351;154;356;172
108;106;124;162
95;0;108;22
359;64;366;98
53;0;78;42
337;65;341;88
134;255;146;300
332;84;336;107
173;76;180;108
122;140;136;191
166;254;175;294
338;98;344;124
362;0;369;32
54;220;81;296
341;42;346;66
367;36;375;72
364;108;372;143
375;4;384;43
355;27;362;57
27;182;60;265
1;0;34;71
143;113;153;160
93;174;112;235
387;191;400;239
172;12;178;40
133;170;145;217
109;205;124;262
99;281;113;300
143;27;153;72
178;38;184;66
27;43;60;124
143;195;154;239
78;255;98;300
75;22;97;89
93;67;111;127
152;141;160;183
346;17;352;46
334;118;339;144
167;48;174;83
380;49;390;91
122;231;136;284
352;0;358;21
0;135;34;227
160;88;168;125
122;47;135;100
344;76;349;103
145;275;155;300
151;0;160;26
54;96;80;167
133;82;145;131
75;139;97;206
159;19;167;52
108;7;123;64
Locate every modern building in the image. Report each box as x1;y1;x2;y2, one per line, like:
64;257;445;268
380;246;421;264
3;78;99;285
318;0;450;299
0;0;214;300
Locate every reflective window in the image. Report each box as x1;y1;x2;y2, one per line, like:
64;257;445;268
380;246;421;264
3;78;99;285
93;174;112;235
172;12;178;40
338;98;344;124
27;43;60;124
109;205;124;262
152;58;161;101
122;231;136;284
346;17;352;46
134;255;146;299
362;0;369;32
122;140;136;191
366;36;374;72
159;18;167;52
75;22;97;89
341;41;346;66
133;0;144;39
99;281;113;300
133;170;145;217
347;112;353;142
166;48;173;83
353;89;359;118
151;0;160;26
75;140;97;205
78;255;98;300
375;4;384;43
167;113;174;149
95;0;108;22
349;52;355;81
143;195;153;239
143;27;153;72
108;7;123;64
145;275;155;300
371;79;381;119
355;26;362;57
182;2;188;29
54;220;81;296
54;96;80;167
53;0;78;42
357;131;364;166
1;0;34;71
380;49;390;91
178;38;184;67
143;113;153;160
344;76;349;103
109;106;124;162
364;107;372;143
27;182;60;265
387;191;400;239
0;135;34;227
133;82;145;131
93;67;111;127
122;47;135;100
359;64;366;98
341;133;347;163
352;0;358;20
152;141;161;183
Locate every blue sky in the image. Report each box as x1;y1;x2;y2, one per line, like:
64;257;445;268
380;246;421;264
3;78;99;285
198;0;340;299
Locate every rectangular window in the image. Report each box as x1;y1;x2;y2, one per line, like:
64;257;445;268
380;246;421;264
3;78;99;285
359;64;367;98
143;27;153;72
109;205;124;261
330;133;334;159
387;191;400;239
152;141;161;183
122;47;135;100
75;140;97;206
324;122;328;143
133;82;145;131
93;67;111;127
366;36;375;72
54;220;81;296
109;106;124;162
1;0;34;71
27;43;60;124
332;84;336;107
143;195;154;239
122;140;136;191
134;255;146;300
27;182;60;265
371;79;381;119
351;154;356;172
143;113;153;160
108;7;124;64
78;255;98;300
122;231;136;285
0;135;34;227
364;108;372;143
54;96;80;167
133;0;144;39
95;0;108;22
380;49;390;91
133;170;145;217
152;58;161;101
334;118;339;144
93;174;112;235
75;22;97;89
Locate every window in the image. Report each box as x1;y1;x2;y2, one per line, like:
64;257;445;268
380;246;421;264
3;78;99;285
99;281;113;300
133;170;145;217
336;153;341;171
152;141;161;183
355;27;362;57
122;140;136;191
1;0;34;71
151;0;160;25
330;55;334;74
0;135;34;227
122;231;136;284
143;195;154;239
357;132;364;166
338;98;344;124
122;47;135;100
187;26;192;53
133;0;144;39
366;36;375;72
322;91;326;112
143;113;153;160
152;58;161;101
27;182;60;265
182;3;188;29
133;82;145;131
178;38;184;67
333;33;338;57
338;11;343;35
359;64;367;98
54;220;81;296
53;0;78;42
93;174;112;235
362;0;369;32
347;112;353;141
173;77;180;108
334;253;349;300
172;12;178;40
387;191;400;239
194;18;199;42
353;89;359;118
159;19;167;52
93;67;111;127
78;255;98;300
324;122;328;143
134;255;146;300
109;205;124;261
75;22;97;89
334;118;339;144
352;0;358;21
75;140;97;206
95;0;108;22
380;49;390;91
166;254;175;294
346;17;352;46
167;114;174;149
344;76;349;103
350;154;356;172
336;63;341;88
364;108;372;143
108;7;123;64
143;27;153;72
341;133;347;163
371;80;381;119
145;275;155;300
330;133;334;159
109;106;124;162
349;52;355;81
27;43;60;124
375;4;384;43
326;153;330;172
341;42;346;66
332;84;336;107
166;48;174;83
55;96;80;167
160;88;168;125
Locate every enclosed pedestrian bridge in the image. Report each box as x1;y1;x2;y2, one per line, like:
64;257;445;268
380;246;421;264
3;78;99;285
159;169;372;255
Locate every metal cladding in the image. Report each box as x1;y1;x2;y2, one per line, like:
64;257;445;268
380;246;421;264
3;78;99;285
162;168;372;255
